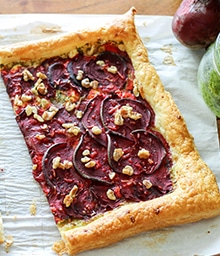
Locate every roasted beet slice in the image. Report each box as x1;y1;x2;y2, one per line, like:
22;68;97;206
42;142;69;189
67;60;83;88
83;51;128;90
42;142;95;221
101;97;152;138
73;132;113;184
67;53;92;91
108;129;166;175
42;142;85;188
81;94;107;146
65;188;98;219
107;133;134;173
65;183;121;219
47;61;71;90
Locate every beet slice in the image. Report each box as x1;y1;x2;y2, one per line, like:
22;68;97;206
107;132;134;173
67;60;83;88
42;142;69;189
108;129;166;175
42;142;96;221
83;51;128;89
73;132;113;185
47;61;71;90
81;94;107;146
101;97;152;138
65;188;98;219
67;53;92;91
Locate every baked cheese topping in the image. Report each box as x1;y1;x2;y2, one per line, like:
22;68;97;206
1;42;173;223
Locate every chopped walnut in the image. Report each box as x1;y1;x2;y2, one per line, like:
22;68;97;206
62;160;73;169
82;149;90;156
34;78;48;95
69;185;78;198
128;110;142;120
25;105;37;116
75;110;83;119
32;164;37;171
63;185;78;207
122;165;134;176
21;94;32;102
40;98;49;108
120;104;142;120
62;123;81;136
22;69;34;81
31;87;38;96
114;111;124;126
41;124;48;130
90;80;99;89
52;156;73;170
63;195;73;207
107;65;118;74
138;148;150;159
96;60;105;66
85;160;96;168
65;101;76;112
52;156;61;169
106;189;116;201
76;70;84;80
113;148;124;162
42;106;59;121
91;126;102;135
37;83;48;95
109;171;116;180
143;179;153;189
68;126;81;136
33;113;44;123
62;123;74;129
36;71;47;80
148;158;154;164
35;134;46;140
14;95;23;106
120;105;132;118
114;104;141;126
81;156;91;163
81;78;90;88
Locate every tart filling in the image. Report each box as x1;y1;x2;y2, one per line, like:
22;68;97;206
1;42;173;224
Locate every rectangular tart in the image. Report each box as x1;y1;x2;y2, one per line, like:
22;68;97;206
0;7;220;255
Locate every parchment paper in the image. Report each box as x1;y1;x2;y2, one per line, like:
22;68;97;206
0;14;219;256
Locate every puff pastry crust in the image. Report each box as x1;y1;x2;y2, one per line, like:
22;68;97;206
1;7;220;256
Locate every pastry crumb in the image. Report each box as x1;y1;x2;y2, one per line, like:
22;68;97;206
163;55;176;66
30;201;37;216
160;44;176;66
52;240;66;255
31;25;62;34
0;213;4;244
160;44;173;54
4;235;13;253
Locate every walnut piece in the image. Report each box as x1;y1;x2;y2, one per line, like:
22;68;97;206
113;148;124;162
122;165;134;176
106;189;116;200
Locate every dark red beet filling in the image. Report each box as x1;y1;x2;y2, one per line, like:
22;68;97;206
1;43;173;223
